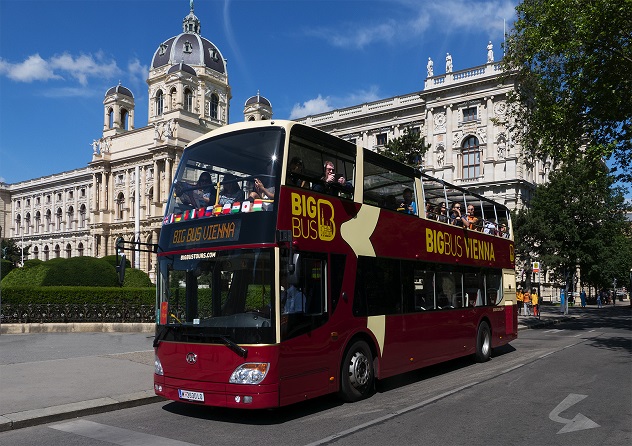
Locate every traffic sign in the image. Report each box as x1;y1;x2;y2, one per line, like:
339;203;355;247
532;261;540;273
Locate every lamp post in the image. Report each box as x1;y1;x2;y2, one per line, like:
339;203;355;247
21;224;24;267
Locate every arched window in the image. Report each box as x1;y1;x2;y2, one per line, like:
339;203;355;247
25;212;31;235
461;136;481;180
248;116;256;121
184;88;193;112
170;87;177;110
35;211;41;234
78;242;84;257
210;93;219;119
54;244;61;259
108;108;114;128
67;206;74;230
120;108;129;130
117;192;125;220
147;187;154;216
56;208;63;231
79;204;86;228
65;243;72;258
156;90;164;116
44;245;49;261
46;210;52;232
15;214;22;235
33;246;39;259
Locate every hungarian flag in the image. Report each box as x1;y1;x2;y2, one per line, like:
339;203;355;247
252;199;263;212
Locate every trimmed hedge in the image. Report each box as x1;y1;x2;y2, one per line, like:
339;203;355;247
1;259;14;280
1;286;156;305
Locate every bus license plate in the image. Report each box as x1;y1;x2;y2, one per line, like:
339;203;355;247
178;389;204;402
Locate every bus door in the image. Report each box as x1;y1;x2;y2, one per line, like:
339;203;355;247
278;252;335;406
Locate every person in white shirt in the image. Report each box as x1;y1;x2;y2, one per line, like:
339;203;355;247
281;276;306;314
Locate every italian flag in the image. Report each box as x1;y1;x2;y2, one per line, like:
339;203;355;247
231;202;241;213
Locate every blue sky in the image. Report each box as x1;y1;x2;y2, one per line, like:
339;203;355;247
0;0;518;184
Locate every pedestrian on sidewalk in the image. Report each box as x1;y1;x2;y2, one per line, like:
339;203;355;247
523;288;532;316
597;291;602;308
580;289;586;308
531;288;539;317
517;287;524;315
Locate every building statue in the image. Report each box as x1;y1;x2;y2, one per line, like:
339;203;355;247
446;53;453;73
487;41;494;63
91;139;100;155
427;57;433;78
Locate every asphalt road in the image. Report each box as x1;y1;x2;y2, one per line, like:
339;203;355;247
0;307;629;446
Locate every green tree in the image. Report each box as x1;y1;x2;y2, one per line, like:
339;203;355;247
1;238;30;267
503;0;632;182
381;126;430;168
513;157;631;290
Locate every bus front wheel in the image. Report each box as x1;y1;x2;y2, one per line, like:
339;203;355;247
475;321;492;362
339;340;374;402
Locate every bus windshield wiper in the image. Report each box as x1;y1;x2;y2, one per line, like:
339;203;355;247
216;334;248;358
153;325;171;347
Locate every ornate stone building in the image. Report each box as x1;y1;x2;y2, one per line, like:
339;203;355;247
297;51;550;211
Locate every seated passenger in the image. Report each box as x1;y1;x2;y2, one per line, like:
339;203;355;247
312;160;352;196
483;219;498;235
399;188;417;215
436;203;448;223
449;203;467;227
464;205;480;230
288;156;309;188
217;174;245;205
248;177;275;211
174;171;215;208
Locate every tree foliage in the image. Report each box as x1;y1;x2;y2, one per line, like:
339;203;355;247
1;238;30;267
503;0;632;182
513;157;632;289
381;126;430;168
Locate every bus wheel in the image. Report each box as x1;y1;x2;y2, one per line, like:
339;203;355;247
475;322;491;363
339;340;374;402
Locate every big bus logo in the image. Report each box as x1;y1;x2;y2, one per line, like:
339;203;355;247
291;192;336;241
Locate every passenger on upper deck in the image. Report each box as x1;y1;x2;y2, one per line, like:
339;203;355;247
174;171;215;208
464;205;480;230
312;160;353;196
449;202;467;227
288;156;309;188
399;188;417;215
436;203;448;223
248;177;275;211
217;174;245;205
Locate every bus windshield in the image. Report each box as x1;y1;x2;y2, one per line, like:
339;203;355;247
166;127;284;218
156;248;275;345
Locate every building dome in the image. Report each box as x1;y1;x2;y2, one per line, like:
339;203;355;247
150;2;225;74
105;83;134;98
245;92;271;107
167;62;197;76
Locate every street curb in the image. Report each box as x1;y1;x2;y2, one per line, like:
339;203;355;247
0;391;164;432
0;323;155;334
518;315;573;331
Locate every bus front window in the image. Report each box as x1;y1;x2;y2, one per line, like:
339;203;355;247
157;249;275;345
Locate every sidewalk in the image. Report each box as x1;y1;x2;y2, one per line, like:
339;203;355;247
1;303;629;432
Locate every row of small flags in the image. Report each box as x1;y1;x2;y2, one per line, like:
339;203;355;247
163;200;265;225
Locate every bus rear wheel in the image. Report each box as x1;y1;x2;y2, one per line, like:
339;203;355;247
474;321;491;363
339;340;374;402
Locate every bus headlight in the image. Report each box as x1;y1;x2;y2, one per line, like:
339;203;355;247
229;363;270;384
155;354;164;376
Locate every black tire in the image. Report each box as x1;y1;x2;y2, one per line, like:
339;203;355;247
339;340;375;402
474;321;492;363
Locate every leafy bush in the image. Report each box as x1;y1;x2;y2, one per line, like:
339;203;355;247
23;259;44;269
1;259;14;280
1;257;119;287
123;268;153;287
1;286;155;305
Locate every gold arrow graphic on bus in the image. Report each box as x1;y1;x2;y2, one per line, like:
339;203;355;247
340;205;380;258
548;394;600;434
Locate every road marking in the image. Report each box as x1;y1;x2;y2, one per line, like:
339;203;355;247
50;420;200;446
304;382;479;446
548;394;600;434
571;333;583;337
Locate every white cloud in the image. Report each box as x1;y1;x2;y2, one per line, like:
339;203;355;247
289;86;381;119
289;95;332;119
128;57;148;85
0;54;62;82
305;0;516;49
0;52;121;85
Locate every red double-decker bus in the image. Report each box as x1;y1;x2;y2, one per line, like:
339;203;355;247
151;120;517;408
